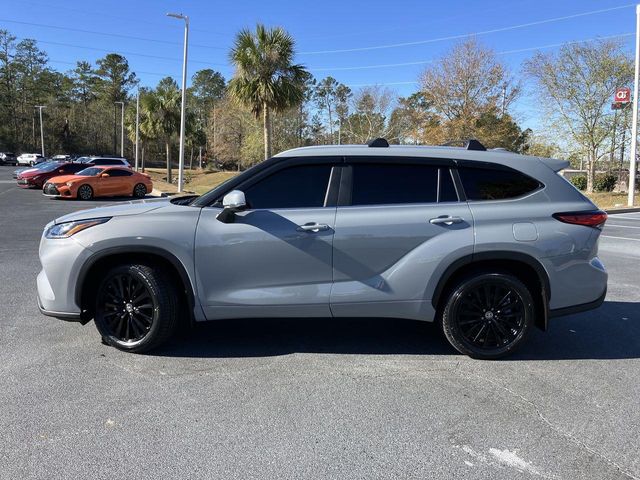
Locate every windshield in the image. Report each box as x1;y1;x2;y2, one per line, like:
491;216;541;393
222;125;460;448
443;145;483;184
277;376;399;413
37;162;61;172
75;167;104;176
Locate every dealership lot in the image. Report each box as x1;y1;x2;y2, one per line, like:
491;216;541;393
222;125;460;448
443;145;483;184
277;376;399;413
0;164;639;480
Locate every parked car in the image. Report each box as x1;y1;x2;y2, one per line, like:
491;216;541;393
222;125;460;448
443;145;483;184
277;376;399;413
43;165;152;200
17;162;87;189
13;160;54;179
17;153;44;166
37;138;608;359
77;156;131;168
0;152;17;165
50;154;71;162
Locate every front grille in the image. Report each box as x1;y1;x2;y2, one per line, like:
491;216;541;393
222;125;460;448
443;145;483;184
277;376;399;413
44;183;60;195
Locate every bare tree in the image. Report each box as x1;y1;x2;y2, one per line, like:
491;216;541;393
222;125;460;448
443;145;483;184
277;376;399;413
342;86;397;143
525;40;632;192
419;38;519;143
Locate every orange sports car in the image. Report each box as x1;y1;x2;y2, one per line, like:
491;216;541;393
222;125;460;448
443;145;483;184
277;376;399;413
43;166;153;200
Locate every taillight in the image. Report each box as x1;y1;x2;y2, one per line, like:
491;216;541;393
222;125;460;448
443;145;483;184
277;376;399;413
553;210;607;228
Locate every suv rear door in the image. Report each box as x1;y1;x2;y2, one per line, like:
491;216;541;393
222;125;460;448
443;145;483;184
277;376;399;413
330;157;474;320
194;158;341;320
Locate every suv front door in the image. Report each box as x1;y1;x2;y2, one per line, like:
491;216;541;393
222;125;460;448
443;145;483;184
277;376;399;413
195;159;341;320
330;158;474;321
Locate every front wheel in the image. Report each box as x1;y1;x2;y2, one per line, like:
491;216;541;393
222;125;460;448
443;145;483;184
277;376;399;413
440;273;534;359
77;184;93;200
94;264;178;353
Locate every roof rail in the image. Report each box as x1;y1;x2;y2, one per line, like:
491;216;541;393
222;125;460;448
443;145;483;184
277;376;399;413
367;138;389;148
464;139;486;151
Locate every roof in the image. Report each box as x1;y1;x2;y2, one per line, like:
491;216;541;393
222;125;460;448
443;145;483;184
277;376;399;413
273;144;569;173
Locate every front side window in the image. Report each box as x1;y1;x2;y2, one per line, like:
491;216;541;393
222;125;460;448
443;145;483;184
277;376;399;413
350;164;441;206
458;167;541;200
243;164;333;209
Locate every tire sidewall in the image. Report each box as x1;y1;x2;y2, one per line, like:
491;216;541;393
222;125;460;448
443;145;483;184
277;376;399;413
133;183;146;198
94;265;163;352
442;273;534;359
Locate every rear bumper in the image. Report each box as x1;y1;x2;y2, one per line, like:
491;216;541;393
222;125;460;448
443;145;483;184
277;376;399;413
549;286;606;318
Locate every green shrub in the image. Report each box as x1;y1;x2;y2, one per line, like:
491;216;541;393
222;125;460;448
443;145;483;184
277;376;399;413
570;175;587;190
594;174;617;192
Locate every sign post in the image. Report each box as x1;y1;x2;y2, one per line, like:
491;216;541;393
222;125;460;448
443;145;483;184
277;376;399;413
629;5;640;206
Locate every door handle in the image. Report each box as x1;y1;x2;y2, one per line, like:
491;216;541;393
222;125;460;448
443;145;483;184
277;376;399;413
429;216;463;225
297;223;331;233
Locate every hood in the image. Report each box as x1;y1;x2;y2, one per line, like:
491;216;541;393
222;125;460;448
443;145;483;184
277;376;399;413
54;197;171;224
46;174;83;184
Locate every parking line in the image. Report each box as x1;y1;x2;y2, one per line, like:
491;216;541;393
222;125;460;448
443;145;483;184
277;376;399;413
606;224;640;229
601;235;640;242
607;215;640;220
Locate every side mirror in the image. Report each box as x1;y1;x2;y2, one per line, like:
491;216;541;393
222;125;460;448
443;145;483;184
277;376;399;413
101;173;110;178
216;190;247;223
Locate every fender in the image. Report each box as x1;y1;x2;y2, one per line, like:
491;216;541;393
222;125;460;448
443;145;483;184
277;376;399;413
431;251;551;330
75;245;199;322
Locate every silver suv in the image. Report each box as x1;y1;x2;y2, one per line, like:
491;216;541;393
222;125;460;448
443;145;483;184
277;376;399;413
37;139;608;359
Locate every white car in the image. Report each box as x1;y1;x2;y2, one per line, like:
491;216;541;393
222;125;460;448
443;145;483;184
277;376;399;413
17;153;44;166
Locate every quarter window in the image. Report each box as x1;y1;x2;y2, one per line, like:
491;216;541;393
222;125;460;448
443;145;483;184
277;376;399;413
243;164;333;209
350;164;445;205
458;167;541;200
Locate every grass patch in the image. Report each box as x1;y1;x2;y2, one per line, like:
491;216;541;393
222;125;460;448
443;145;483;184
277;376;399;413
585;192;640;210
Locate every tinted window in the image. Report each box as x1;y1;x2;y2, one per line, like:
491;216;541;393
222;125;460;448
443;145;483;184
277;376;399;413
62;164;86;173
244;165;332;209
351;164;439;205
439;168;458;202
76;167;104;176
108;169;133;177
459;167;541;200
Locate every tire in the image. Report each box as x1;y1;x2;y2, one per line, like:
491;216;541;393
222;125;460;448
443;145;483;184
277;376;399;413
133;183;146;198
440;273;534;359
77;184;93;200
94;264;178;353
29;161;34;166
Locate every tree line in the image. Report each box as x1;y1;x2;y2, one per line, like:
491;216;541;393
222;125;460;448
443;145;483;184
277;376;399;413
0;26;633;192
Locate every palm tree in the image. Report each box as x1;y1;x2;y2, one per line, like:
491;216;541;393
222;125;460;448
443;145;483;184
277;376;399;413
228;24;307;159
140;78;181;183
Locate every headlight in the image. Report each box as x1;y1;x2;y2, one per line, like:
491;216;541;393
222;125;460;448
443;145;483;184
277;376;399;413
45;217;111;239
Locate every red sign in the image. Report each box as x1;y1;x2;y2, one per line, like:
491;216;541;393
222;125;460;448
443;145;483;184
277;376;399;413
615;87;631;103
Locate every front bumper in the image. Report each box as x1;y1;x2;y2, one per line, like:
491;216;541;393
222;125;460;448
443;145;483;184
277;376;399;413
37;235;93;321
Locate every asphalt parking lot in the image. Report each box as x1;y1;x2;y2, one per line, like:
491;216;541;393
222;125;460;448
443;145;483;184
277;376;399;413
0;164;639;480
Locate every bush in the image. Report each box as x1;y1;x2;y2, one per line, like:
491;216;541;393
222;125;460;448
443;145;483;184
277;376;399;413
594;174;617;192
570;175;587;190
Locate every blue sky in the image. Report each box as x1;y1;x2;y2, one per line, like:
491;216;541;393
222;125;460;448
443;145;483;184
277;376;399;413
0;0;636;130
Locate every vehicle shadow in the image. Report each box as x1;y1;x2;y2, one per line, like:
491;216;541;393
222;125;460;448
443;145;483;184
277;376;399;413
151;300;640;361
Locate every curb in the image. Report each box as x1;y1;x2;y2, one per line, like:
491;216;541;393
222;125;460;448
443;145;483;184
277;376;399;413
606;207;640;214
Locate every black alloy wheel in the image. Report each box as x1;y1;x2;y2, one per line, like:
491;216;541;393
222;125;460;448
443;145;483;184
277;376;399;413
94;264;178;352
77;184;93;200
133;183;146;198
440;273;534;359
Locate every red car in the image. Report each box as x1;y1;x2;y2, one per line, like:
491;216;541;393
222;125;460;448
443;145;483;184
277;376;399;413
17;162;87;189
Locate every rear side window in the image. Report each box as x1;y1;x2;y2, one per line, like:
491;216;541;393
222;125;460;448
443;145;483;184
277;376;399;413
244;164;333;209
108;169;133;177
458;167;540;200
351;164;447;205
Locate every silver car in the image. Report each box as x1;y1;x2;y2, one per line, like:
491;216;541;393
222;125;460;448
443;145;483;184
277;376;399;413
37;139;608;359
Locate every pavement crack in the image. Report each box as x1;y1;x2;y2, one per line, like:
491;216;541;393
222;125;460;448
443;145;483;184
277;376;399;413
455;367;640;480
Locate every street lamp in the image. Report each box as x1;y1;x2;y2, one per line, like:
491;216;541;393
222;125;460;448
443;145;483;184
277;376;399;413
35;105;45;157
115;101;125;158
167;12;189;193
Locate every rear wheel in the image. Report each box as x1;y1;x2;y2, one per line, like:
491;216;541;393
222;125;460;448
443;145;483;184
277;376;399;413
77;184;93;200
94;264;178;353
440;273;534;359
133;183;146;198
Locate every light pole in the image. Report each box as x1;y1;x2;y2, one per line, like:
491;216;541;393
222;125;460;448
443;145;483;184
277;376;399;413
115;101;125;157
35;105;45;157
135;92;140;171
629;4;640;206
167;12;189;193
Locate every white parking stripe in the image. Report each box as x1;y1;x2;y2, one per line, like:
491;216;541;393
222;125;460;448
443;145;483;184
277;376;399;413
606;224;640;229
601;235;640;242
607;215;640;220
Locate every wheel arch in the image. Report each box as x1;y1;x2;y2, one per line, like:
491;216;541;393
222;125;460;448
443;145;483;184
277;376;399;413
432;251;550;331
76;246;196;325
